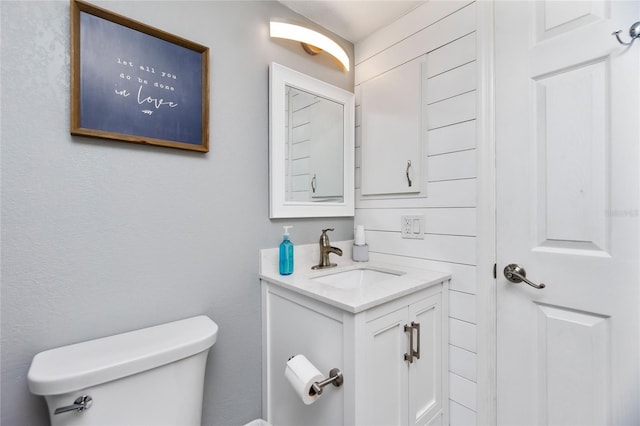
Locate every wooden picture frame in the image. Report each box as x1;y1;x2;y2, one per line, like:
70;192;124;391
70;0;209;152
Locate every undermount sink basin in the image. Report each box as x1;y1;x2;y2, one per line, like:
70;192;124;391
311;267;405;290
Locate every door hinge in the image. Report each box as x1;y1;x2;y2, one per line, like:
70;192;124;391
493;263;497;279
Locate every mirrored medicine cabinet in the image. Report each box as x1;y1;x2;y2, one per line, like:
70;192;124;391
269;62;355;218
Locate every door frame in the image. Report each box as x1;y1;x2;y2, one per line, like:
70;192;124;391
476;1;497;424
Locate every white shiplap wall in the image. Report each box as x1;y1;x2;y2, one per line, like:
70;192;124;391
355;1;480;423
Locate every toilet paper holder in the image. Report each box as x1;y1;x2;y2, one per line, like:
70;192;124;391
309;368;344;396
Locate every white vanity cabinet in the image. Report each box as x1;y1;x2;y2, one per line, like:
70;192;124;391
360;56;426;197
261;266;448;426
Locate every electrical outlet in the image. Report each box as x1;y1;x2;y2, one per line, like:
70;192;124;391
402;216;413;235
401;215;425;239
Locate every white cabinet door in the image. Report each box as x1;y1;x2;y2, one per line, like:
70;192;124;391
364;306;409;426
495;1;640;424
361;56;426;196
364;293;443;426
408;294;442;426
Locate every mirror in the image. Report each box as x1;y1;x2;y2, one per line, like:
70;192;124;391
269;63;354;218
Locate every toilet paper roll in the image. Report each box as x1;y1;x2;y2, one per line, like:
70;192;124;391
285;355;325;405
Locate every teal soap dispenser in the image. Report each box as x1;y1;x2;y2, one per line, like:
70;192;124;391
279;226;294;275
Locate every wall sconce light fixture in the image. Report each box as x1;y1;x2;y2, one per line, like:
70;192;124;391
270;20;350;72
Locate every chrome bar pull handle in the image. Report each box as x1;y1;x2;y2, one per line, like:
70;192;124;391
54;395;93;415
404;323;414;363
412;321;421;360
311;174;317;193
504;264;546;289
404;322;420;362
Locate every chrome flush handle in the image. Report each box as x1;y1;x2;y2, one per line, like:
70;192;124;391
54;395;93;415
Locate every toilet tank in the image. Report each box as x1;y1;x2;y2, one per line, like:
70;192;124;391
28;316;218;426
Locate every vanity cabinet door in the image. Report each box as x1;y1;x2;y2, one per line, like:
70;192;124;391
364;307;409;425
408;293;443;426
361;56;426;196
363;292;443;426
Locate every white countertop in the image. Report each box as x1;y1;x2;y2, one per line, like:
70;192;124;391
259;240;451;313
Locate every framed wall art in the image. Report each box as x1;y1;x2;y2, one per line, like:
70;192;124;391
70;0;209;152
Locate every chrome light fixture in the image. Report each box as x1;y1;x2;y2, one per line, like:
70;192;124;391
270;20;350;72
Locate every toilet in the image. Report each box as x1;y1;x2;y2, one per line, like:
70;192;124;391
28;316;219;426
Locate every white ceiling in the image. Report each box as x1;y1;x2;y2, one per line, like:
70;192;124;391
278;1;424;43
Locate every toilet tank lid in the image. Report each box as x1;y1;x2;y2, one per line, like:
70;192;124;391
27;315;218;396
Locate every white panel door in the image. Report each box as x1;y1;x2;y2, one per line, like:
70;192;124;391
495;1;639;425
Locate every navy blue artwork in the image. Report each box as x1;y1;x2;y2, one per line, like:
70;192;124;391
79;12;203;146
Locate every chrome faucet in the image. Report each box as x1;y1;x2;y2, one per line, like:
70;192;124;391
312;228;343;270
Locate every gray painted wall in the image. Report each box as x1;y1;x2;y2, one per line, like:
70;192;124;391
0;2;354;425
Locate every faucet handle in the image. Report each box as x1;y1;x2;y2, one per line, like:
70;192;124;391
319;228;334;245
